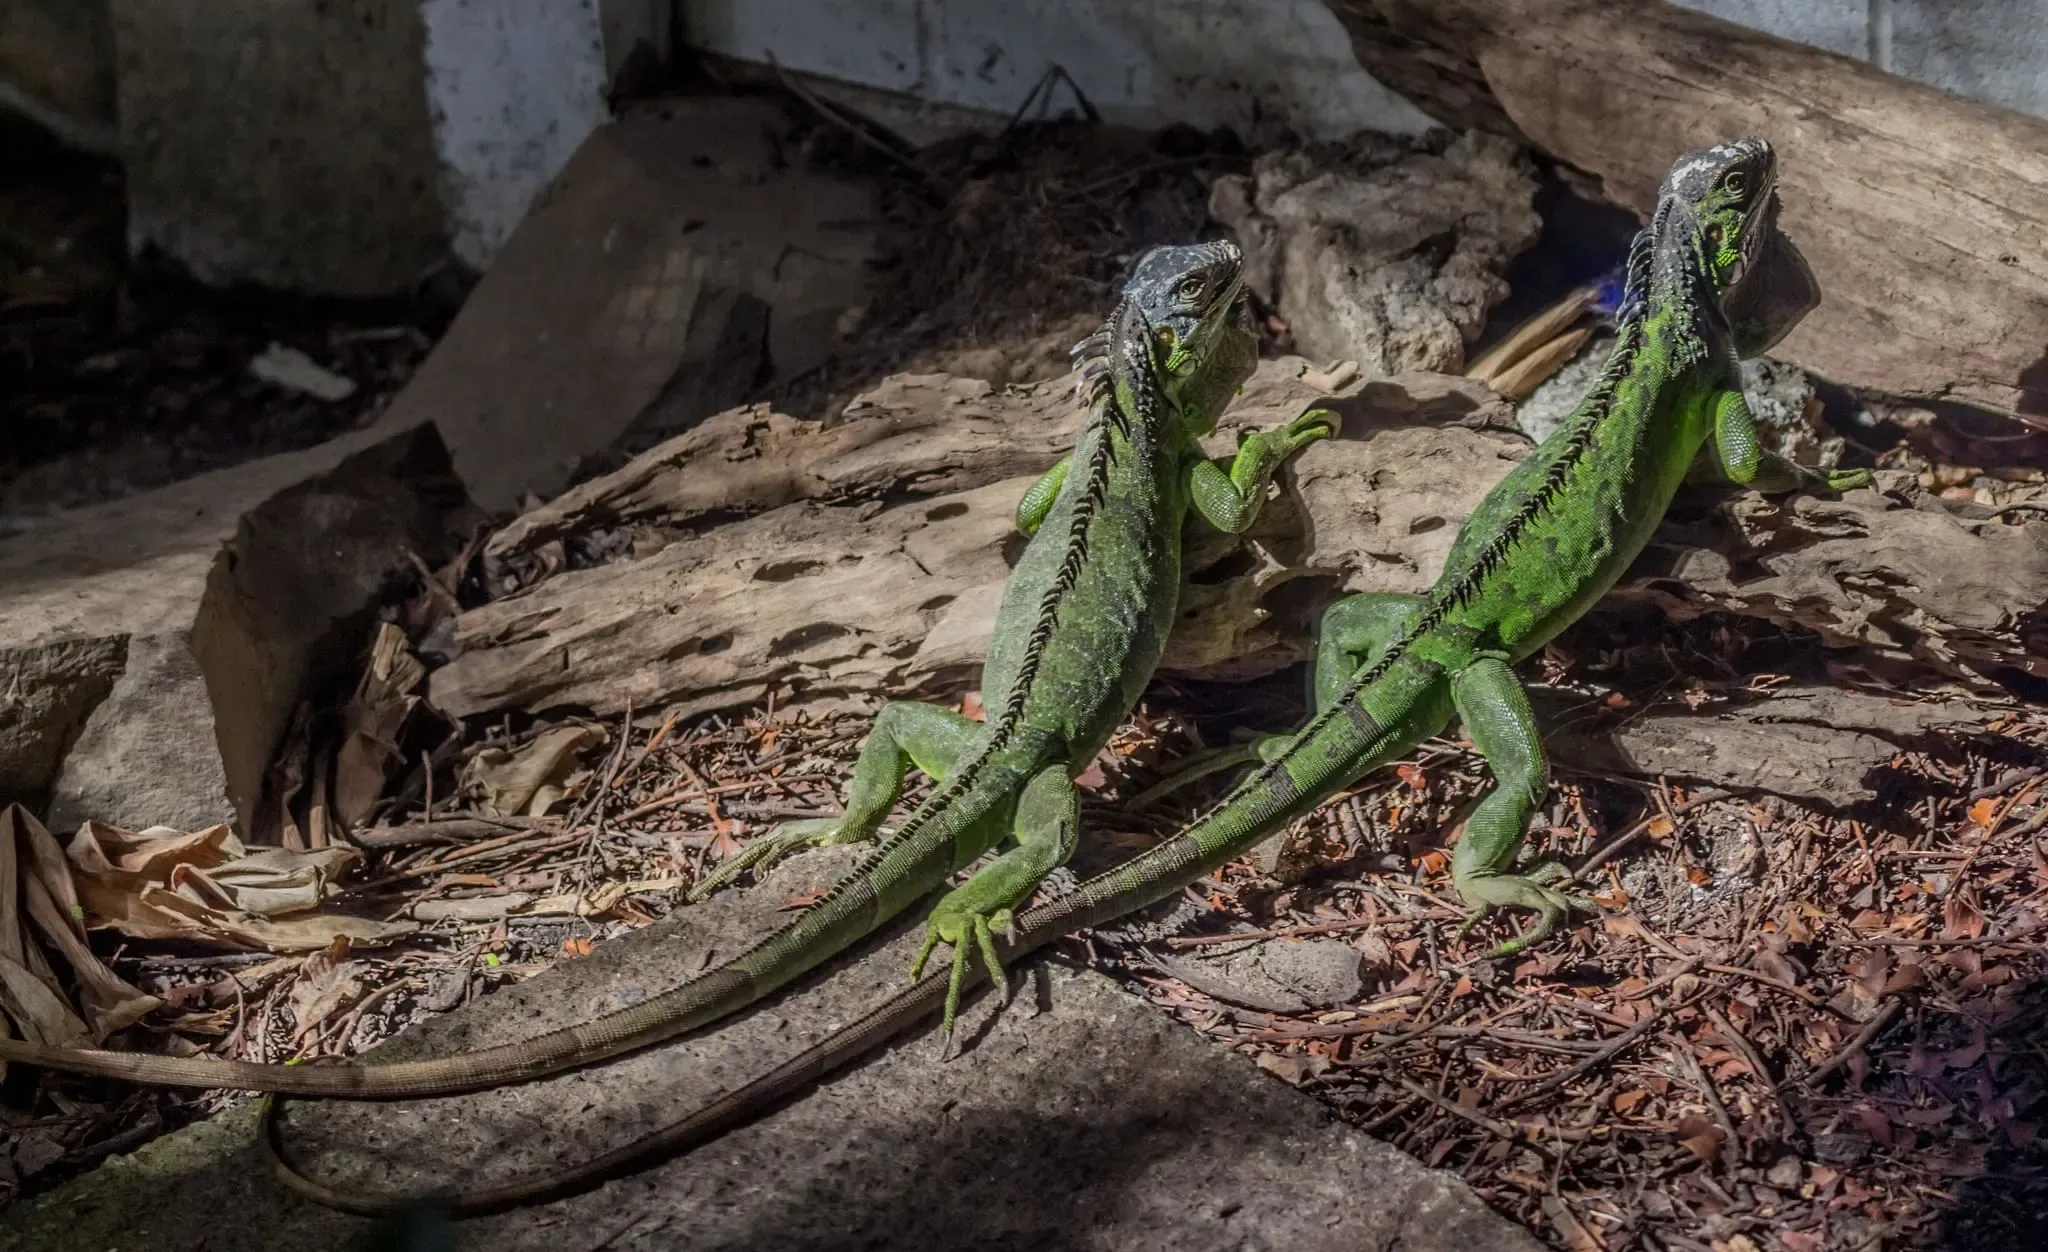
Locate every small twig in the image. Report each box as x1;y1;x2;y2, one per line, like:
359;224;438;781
1704;1004;1795;1141
1395;1076;1559;1162
1805;1002;1904;1084
1496;1009;1667;1106
1674;1046;1739;1168
1566;789;1733;884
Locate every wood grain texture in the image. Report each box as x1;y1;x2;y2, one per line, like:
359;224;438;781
1327;0;2048;415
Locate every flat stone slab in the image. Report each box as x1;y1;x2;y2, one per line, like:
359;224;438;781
9;846;1541;1251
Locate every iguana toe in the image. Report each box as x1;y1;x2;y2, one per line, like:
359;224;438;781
686;817;843;903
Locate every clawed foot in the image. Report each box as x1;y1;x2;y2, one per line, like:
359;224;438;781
685;817;847;903
1281;406;1340;449
910;904;1014;1038
1453;863;1599;961
1819;467;1874;492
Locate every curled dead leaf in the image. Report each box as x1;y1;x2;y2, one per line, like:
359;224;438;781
1674;1113;1724;1163
461;723;605;817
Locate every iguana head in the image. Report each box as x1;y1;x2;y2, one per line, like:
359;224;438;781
1652;136;1819;355
1122;240;1259;434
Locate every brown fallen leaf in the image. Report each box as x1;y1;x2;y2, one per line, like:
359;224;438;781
63;820;413;953
461;723;606;817
334;621;426;830
0;806;155;1042
286;936;366;1043
1674;1112;1724;1163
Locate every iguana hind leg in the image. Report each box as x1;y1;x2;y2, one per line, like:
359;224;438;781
1134;592;1424;810
912;762;1079;1034
687;701;985;902
1446;656;1592;958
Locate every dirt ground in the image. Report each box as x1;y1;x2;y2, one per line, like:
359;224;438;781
4;85;2046;1252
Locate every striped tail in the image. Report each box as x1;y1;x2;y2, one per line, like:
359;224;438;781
0;759;1027;1099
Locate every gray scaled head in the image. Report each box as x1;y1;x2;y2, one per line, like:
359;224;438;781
1121;240;1249;370
1655;136;1816;352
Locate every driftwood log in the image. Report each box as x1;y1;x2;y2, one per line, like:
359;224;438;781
433;360;2046;756
1322;0;2048;416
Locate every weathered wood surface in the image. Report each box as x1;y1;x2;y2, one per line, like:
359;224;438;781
1325;0;2048;416
430;360;2048;732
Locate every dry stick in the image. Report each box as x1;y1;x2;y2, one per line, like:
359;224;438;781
1495;1010;1668;1106
1565;789;1734;884
1704;1004;1796;1141
1674;1046;1740;1169
1968;765;2047;802
1394;1077;1561;1162
1805;1001;1904;1084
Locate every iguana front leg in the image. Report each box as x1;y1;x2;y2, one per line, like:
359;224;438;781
1188;407;1338;533
1704;386;1872;493
687;702;989;902
1015;456;1070;536
912;762;1079;1033
1446;656;1592;957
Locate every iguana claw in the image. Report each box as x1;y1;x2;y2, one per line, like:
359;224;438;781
1453;863;1599;961
911;908;1013;1037
685;817;846;903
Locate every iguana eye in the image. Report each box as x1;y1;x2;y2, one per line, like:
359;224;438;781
1177;277;1204;302
1721;170;1746;196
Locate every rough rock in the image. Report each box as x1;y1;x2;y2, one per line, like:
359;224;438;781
1208;130;1541;374
8;845;1544;1252
0;0;117;151
434;357;2048;730
429;361;1525;720
0;426;471;834
369;96;885;511
1540;686;1986;808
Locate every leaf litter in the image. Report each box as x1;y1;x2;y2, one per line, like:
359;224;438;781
4;99;2047;1252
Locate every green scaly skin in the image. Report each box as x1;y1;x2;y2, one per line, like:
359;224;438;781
1120;138;1870;955
263;137;1870;1221
0;241;1337;1209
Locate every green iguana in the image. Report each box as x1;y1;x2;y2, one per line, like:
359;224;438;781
247;136;1873;1217
0;245;1335;1109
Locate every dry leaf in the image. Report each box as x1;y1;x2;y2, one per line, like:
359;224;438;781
461;723;606;817
1674;1113;1724;1163
1942;892;1986;940
286;937;365;1042
1254;1050;1330;1085
62;820;413;953
958;691;986;722
1645;815;1677;838
1968;797;2000;831
1612;1089;1649;1115
0;806;157;1042
1395;762;1427;790
1417;850;1449;875
334;622;426;829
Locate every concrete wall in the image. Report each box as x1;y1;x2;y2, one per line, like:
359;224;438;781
1673;1;2048;120
681;0;1439;140
0;0;118;152
687;0;2048;138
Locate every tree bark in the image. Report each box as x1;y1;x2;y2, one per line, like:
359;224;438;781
1324;0;2048;417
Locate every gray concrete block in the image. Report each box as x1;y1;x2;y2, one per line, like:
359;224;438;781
0;0;117;152
9;846;1544;1251
1890;0;2048;120
109;0;450;295
1671;0;1871;60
